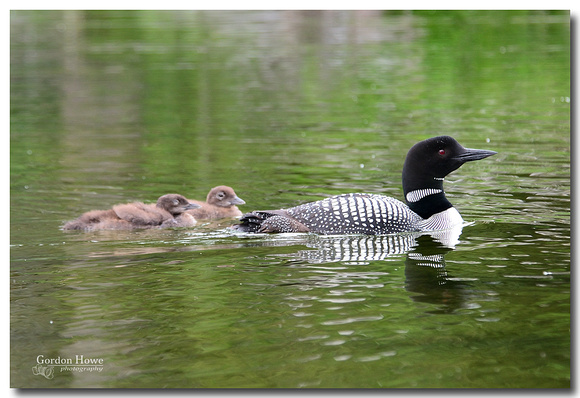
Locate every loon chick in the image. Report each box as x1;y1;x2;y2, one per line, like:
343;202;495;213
63;194;200;231
186;186;246;220
233;136;496;235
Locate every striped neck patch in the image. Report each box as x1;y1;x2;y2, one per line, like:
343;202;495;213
406;188;443;203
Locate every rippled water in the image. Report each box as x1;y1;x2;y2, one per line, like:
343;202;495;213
11;10;569;388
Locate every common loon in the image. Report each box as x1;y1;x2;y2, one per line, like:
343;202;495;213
63;194;201;231
186;186;246;220
233;136;496;235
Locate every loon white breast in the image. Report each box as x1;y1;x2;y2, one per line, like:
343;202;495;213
233;136;496;235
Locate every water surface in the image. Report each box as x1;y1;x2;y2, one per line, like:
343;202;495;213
10;10;570;388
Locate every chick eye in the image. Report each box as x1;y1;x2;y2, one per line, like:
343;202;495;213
438;149;446;155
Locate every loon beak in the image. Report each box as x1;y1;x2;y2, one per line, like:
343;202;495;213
454;148;497;163
231;196;246;206
186;202;201;210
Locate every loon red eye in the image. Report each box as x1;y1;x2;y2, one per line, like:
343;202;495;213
438;149;446;155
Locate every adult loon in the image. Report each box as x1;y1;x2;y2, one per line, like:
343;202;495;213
233;136;496;235
186;186;246;220
63;194;201;231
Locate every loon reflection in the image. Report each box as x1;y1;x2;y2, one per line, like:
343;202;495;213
260;225;472;312
285;225;463;265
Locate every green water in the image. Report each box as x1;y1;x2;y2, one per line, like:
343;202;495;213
10;10;570;388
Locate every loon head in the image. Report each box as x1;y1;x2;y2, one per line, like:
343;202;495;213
157;194;201;216
402;136;496;218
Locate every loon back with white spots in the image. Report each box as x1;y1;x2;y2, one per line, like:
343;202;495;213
233;136;496;235
285;193;422;234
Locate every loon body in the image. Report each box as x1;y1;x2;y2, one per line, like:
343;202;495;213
234;136;496;235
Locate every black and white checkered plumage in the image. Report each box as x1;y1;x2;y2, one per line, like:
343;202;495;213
234;136;496;235
240;194;422;235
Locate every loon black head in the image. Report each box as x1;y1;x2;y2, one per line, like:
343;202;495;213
402;136;496;219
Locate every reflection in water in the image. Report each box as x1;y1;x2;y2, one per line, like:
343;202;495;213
288;227;462;264
292;234;418;264
403;234;469;313
269;225;469;312
287;225;462;264
68;225;469;313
